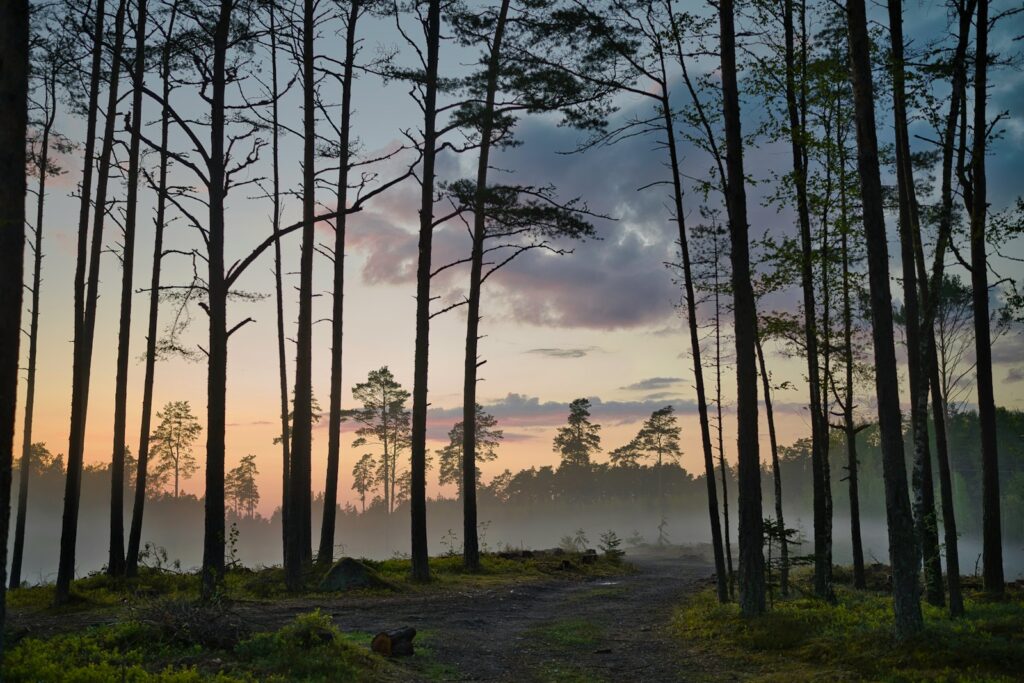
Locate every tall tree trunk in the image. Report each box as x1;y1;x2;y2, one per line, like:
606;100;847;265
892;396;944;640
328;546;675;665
915;0;974;619
713;236;734;598
409;0;441;583
838;173;866;589
755;333;788;596
462;0;510;573
0;0;29;654
320;0;361;568
126;0;177;578
719;0;765;617
10;67;56;589
286;0;317;588
109;0;148;577
57;0;127;603
267;2;291;574
201;0;231;599
845;0;923;638
968;0;1003;597
784;0;832;601
54;0;107;604
666;11;729;602
887;0;944;608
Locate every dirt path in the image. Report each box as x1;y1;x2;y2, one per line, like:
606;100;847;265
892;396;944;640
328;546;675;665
8;553;717;681
250;553;717;682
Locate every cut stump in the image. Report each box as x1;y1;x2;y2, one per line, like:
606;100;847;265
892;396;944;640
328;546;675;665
371;627;417;657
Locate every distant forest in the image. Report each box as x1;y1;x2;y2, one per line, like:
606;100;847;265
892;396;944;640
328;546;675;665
10;406;1024;582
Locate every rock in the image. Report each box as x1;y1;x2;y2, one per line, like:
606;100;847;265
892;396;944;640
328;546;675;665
319;557;388;592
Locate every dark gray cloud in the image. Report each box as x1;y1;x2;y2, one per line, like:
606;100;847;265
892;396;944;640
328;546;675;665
1006;367;1024;384
526;347;597;359
621;376;683;391
428;392;699;429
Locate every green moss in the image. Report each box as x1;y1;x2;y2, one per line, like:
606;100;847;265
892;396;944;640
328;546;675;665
674;584;1024;682
3;610;392;682
528;618;605;649
234;610;390;681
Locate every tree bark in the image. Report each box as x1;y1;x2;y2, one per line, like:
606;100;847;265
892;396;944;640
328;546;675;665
127;0;178;578
57;0;127;603
968;0;1003;597
713;234;734;598
10;65;56;589
0;0;29;655
462;0;510;573
838;173;866;589
409;0;441;583
267;1;292;575
286;0;318;589
845;0;923;638
320;0;361;568
108;0;148;577
666;11;729;602
915;0;974;619
201;0;232;599
719;0;765;617
755;333;788;596
887;0;944;608
784;0;832;601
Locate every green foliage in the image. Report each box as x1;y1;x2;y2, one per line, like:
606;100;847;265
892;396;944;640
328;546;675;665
2;611;389;682
226;455;259;519
150;400;202;498
437;404;503;494
597;531;624;561
235;611;386;681
552;398;601;467
674;584;1024;682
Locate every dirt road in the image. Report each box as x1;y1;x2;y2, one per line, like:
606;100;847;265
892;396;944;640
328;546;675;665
276;553;716;682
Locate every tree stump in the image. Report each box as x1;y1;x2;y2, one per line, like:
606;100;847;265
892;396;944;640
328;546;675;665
371;627;417;657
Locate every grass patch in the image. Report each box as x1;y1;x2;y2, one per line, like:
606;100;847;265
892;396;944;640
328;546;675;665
528;618;604;649
3;610;394;682
7;552;630;609
534;662;607;683
674;582;1024;682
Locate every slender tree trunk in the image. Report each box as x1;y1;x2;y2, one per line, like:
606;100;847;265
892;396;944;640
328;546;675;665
887;0;944;607
838;180;866;589
784;0;832;601
10;69;56;589
409;0;441;583
201;0;231;599
108;0;148;577
57;0;127;603
915;0;974;619
320;0;361;568
127;0;177;578
713;237;734;598
0;0;29;654
462;0;510;573
968;0;1003;597
665;11;728;602
846;0;923;638
755;333;788;596
286;0;317;589
719;0;765;617
268;3;291;573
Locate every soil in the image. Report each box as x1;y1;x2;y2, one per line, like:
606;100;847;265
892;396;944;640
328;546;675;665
8;552;723;682
246;552;720;681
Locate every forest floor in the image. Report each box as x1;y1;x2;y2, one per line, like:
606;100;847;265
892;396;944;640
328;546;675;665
4;547;724;681
243;551;719;682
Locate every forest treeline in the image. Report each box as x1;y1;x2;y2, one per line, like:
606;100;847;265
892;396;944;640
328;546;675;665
9;405;1024;581
0;0;1021;659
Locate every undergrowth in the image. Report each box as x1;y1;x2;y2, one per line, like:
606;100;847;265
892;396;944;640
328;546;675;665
3;610;392;682
674;580;1024;682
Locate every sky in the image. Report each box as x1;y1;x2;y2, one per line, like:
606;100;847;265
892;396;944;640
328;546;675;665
15;0;1024;516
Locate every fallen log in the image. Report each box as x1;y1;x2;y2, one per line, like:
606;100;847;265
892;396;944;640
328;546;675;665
371;627;417;657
